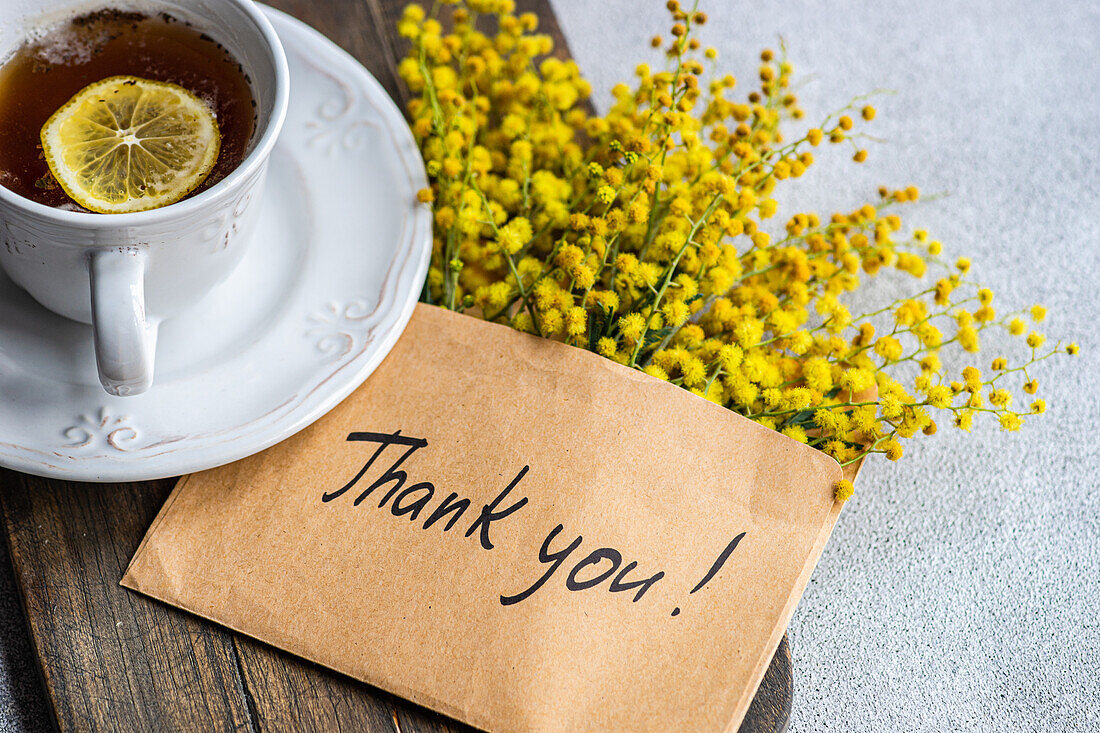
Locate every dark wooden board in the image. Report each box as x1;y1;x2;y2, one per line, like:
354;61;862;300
0;1;793;731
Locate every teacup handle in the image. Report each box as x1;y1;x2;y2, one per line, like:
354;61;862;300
89;248;157;397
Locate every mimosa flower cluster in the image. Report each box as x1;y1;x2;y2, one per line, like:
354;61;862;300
398;0;1075;495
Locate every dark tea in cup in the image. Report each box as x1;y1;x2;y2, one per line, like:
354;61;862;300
0;8;255;211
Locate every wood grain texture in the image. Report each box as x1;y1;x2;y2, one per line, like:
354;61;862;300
1;473;251;731
0;1;792;731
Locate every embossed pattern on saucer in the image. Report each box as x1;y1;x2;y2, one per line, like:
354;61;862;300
0;7;431;481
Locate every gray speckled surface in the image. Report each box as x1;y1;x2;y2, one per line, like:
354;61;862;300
0;540;50;732
1;1;1097;730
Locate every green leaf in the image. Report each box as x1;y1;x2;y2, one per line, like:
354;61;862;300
587;307;609;351
785;409;818;428
643;325;674;348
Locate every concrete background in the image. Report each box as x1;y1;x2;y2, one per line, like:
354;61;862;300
2;0;1097;730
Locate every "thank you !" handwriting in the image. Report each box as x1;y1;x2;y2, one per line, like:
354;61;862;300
322;430;746;616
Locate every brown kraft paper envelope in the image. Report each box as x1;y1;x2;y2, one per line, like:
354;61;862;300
123;303;853;732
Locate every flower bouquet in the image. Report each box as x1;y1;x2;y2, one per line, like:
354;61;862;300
398;0;1075;500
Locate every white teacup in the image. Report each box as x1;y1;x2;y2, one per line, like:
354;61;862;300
0;0;289;396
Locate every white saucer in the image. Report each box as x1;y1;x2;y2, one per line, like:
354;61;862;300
0;7;430;482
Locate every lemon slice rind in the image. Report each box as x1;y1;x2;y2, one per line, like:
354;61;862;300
40;75;221;214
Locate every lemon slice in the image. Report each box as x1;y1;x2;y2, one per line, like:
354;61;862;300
40;75;221;213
